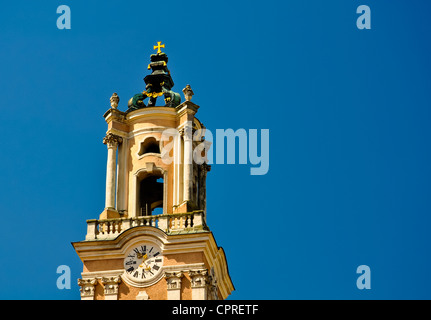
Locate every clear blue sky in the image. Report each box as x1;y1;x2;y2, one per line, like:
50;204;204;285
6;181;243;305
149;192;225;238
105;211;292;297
1;0;431;299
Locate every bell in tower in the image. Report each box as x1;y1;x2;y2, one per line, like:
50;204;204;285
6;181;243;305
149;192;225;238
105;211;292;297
72;43;234;300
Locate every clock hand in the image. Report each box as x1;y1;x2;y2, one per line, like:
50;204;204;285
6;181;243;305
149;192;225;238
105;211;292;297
138;260;152;271
139;254;151;268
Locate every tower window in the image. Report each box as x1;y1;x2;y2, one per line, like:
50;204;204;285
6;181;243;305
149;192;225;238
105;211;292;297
139;175;163;216
138;137;160;156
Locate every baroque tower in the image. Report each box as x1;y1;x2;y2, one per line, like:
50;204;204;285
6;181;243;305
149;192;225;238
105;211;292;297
72;43;234;300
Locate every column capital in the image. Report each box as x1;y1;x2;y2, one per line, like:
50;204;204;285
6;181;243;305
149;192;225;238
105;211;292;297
101;275;121;284
101;276;122;299
165;271;184;290
189;269;210;288
77;278;98;300
103;133;123;148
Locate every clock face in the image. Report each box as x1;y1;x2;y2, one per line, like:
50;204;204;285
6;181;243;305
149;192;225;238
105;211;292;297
123;244;164;282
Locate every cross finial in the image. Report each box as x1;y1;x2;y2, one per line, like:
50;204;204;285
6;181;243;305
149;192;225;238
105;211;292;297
153;41;165;54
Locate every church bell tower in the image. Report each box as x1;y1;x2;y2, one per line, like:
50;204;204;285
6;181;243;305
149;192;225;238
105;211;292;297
72;43;234;300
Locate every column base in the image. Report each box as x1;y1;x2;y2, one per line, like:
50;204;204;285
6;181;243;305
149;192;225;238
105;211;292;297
173;201;195;213
99;208;120;220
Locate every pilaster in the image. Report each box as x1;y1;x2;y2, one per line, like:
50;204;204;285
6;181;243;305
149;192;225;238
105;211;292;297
165;271;184;300
189;269;210;300
101;276;122;300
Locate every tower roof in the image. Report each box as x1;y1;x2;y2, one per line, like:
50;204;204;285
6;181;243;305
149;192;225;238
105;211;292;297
127;42;181;111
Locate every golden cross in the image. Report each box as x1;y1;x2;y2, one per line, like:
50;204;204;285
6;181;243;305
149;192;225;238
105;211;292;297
153;41;165;54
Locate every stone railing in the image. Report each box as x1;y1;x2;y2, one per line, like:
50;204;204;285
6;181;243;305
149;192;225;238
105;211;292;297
85;211;206;241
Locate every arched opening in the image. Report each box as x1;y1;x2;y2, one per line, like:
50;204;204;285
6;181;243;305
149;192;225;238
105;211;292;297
138;175;164;216
138;137;160;156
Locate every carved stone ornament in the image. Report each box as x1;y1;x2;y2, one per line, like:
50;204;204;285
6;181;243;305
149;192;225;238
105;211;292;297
136;291;150;300
182;84;194;101
101;276;122;295
110;93;120;109
189;269;209;288
103;133;123;148
208;267;218;300
77;278;98;297
208;284;219;300
165;271;184;290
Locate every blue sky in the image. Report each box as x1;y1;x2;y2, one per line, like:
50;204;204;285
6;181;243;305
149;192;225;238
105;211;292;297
1;0;431;299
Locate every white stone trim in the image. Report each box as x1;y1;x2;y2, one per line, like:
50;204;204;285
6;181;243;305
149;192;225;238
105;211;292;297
121;270;164;289
127;127;170;140
81;269;124;280
126;107;177;123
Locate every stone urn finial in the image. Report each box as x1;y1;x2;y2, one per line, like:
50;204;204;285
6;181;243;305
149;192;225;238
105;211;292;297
182;84;194;102
110;93;120;109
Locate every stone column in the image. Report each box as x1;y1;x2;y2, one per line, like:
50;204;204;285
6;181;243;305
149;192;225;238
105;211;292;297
182;123;193;202
189;269;209;300
78;278;98;300
165;271;184;300
103;133;123;209
101;276;121;300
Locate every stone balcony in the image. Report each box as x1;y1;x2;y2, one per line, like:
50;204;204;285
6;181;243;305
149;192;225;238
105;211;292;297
84;211;207;241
